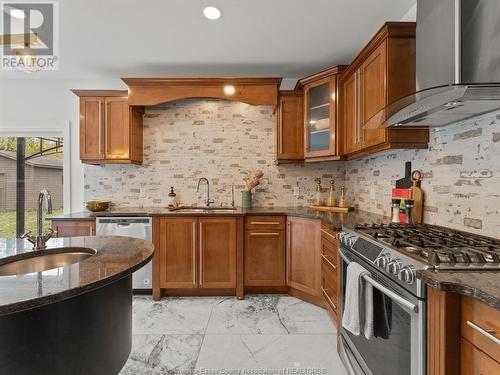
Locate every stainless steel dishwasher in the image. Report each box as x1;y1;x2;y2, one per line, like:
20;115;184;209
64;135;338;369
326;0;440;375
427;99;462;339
96;217;152;293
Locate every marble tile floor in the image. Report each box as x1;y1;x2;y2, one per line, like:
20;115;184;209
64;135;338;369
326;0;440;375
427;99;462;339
120;295;348;375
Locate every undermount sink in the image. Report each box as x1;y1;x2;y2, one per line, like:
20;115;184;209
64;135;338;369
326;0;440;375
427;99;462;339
0;247;97;276
169;206;237;213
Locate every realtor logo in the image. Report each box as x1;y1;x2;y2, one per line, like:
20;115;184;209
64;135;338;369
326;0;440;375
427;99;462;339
1;1;59;71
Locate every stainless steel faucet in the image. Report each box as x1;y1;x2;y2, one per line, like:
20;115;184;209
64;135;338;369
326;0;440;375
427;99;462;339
196;177;214;207
22;189;56;250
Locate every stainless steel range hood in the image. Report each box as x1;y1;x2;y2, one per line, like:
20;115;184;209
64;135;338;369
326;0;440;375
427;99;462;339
366;0;500;129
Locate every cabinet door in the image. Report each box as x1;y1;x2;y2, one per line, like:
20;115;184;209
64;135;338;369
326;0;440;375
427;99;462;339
342;72;361;155
155;217;197;289
52;220;95;237
286;217;321;296
199;217;237;288
304;77;337;158
104;97;130;160
276;92;304;161
244;230;285;286
360;40;387;148
80;97;104;160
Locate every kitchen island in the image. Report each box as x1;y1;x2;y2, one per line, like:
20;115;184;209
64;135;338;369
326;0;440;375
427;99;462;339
0;236;154;375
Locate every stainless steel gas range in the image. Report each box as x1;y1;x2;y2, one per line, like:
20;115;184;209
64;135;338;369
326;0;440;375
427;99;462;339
337;223;500;375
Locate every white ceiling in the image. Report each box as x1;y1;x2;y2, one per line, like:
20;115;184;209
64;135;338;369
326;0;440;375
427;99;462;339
0;0;416;81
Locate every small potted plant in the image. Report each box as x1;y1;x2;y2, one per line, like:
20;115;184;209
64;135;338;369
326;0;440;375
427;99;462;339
242;169;264;208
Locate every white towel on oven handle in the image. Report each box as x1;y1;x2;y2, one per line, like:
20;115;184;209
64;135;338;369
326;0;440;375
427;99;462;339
341;261;374;339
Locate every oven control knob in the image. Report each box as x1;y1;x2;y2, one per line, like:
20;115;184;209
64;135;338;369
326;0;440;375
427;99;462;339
386;259;402;275
347;236;357;247
398;266;415;284
375;253;390;268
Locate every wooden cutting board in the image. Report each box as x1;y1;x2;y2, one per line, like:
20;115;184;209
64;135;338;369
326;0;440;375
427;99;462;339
410;171;424;224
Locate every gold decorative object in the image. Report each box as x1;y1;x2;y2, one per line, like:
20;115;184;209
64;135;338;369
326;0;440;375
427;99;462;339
338;186;348;208
326;179;337;207
84;200;111;212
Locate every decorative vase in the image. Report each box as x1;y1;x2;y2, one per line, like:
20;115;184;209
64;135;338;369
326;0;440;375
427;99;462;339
241;191;252;208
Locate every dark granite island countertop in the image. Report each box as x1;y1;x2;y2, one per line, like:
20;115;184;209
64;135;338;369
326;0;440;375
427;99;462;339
417;269;500;309
0;236;154;315
49;206;388;231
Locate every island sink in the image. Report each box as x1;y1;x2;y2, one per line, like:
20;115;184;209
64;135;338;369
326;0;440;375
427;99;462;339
0;247;97;276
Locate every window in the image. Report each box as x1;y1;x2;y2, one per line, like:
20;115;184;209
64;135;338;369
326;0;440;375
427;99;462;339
0;137;64;238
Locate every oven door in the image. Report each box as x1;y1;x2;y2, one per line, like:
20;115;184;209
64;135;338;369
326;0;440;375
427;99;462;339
338;246;425;375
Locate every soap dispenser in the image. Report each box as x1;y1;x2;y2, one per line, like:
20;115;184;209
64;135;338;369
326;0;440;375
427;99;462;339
168;187;177;207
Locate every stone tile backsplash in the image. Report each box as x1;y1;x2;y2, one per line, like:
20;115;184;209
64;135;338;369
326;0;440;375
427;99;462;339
84;99;500;237
345;111;500;237
84;99;345;208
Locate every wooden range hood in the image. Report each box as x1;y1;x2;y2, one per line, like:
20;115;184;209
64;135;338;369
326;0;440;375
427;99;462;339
122;77;282;107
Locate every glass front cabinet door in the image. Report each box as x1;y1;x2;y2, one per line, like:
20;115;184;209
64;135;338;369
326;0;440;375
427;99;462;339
304;76;339;159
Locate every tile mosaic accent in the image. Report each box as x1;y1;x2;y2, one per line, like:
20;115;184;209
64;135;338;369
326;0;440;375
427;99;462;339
345;111;500;237
85;99;345;208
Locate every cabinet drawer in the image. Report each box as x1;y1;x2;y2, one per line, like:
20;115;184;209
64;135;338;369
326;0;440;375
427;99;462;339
461;337;500;375
321;237;338;268
462;296;500;361
321;260;338;311
245;216;286;230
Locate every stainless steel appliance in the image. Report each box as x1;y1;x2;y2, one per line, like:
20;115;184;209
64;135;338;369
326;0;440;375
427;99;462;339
338;227;426;375
338;222;500;375
364;0;500;129
96;217;152;293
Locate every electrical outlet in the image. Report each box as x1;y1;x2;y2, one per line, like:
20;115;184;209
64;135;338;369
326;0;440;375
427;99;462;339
139;187;147;198
293;185;300;196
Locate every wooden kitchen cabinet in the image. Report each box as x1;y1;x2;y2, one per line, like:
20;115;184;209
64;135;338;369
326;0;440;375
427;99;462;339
73;90;144;165
244;216;286;287
153;216;237;299
51;219;96;237
155;217;197;289
297;66;347;162
286;216;322;303
276;91;304;162
198;217;237;289
340;22;429;159
320;224;340;323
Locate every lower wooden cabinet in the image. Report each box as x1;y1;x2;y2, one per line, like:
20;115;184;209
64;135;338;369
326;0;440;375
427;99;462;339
153;216;237;298
320;225;340;323
461;338;500;375
244;216;286;287
155;217;197;289
286;216;321;298
51;220;96;237
198;217;237;288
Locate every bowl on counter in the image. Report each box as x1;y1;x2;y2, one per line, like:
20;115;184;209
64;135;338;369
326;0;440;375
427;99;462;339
84;200;111;212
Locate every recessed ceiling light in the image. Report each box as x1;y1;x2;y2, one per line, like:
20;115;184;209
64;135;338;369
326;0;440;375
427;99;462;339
203;6;221;20
224;85;235;95
8;8;25;19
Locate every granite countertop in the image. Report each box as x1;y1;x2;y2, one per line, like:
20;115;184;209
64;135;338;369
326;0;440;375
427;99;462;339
48;206;388;231
417;269;500;309
0;236;154;315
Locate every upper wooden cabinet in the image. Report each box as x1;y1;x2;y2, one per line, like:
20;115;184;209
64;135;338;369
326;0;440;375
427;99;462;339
297;66;347;162
339;22;429;159
73;90;144;165
276;91;304;162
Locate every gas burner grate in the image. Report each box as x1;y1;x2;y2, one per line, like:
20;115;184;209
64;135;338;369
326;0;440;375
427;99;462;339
353;223;500;267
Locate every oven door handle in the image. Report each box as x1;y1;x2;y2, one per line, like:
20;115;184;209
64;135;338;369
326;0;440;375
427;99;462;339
339;247;419;313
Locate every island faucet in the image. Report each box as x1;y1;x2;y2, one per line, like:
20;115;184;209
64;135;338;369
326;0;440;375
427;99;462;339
22;189;56;250
196;177;214;207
